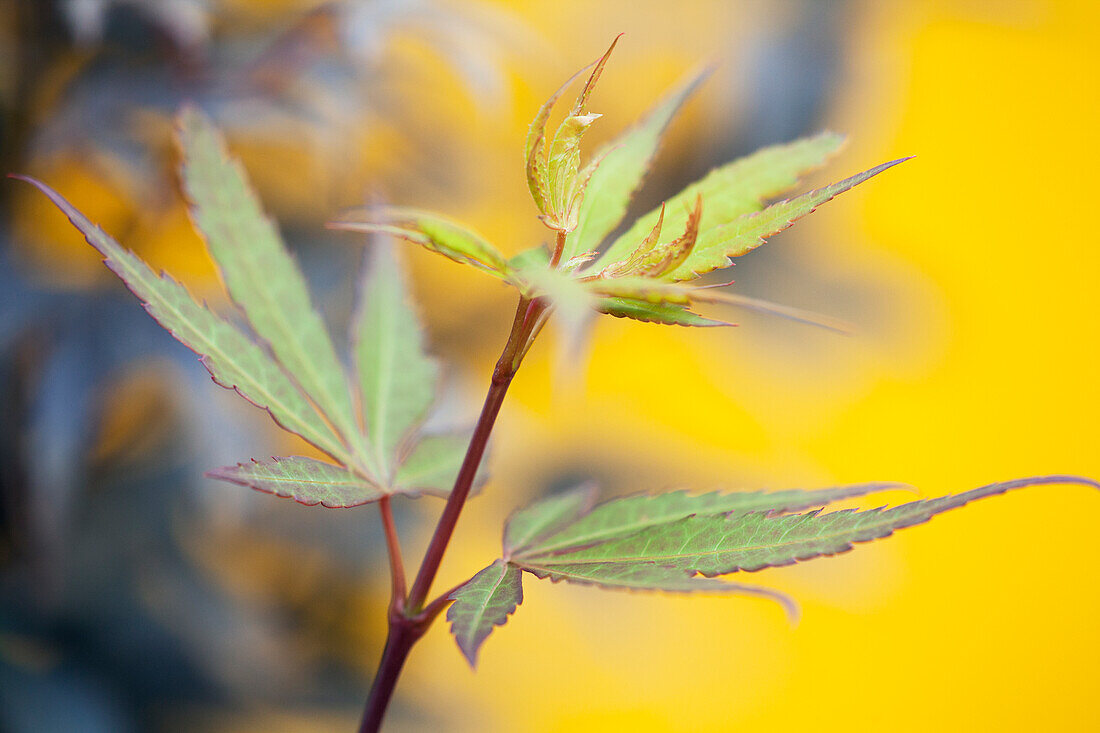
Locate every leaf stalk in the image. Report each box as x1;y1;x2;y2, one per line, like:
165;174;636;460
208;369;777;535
549;229;567;268
378;497;406;611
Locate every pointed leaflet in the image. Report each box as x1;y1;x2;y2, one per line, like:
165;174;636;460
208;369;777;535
564;68;708;261
355;241;440;481
446;560;792;669
525;65;591;216
544;111;602;229
594;132;845;270
450;482;799;666
503;487;799;616
602;204;666;278
529;35;618;230
15;176;350;463
207;457;386;508
590;280;851;333
655;197;705;276
503;484;598;556
523;483;908;556
591;278;693;304
666;157;911;281
329;208;511;281
176;108;362;459
208;432;475;509
515;559;797;620
569;34;620;116
696;289;852;334
518;476;1100;576
631;195;703;278
598;297;730;327
447;560;523;667
392;432;483;498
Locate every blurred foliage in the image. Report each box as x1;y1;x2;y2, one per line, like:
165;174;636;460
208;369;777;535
3;1;1098;732
1;1;543;730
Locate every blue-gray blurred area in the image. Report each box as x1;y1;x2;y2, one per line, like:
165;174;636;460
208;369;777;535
0;1;848;730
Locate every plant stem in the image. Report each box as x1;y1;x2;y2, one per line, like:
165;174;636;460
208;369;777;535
358;295;542;732
377;497;406;609
358;611;424;733
407;376;512;609
549;229;567;267
407;295;540;611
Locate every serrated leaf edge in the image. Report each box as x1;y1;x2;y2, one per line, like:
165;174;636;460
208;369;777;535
446;560;524;667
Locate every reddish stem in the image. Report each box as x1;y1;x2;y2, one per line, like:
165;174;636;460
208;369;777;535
549;229;567;267
407;296;539;610
358;295;542;732
357;610;424;733
378;497;406;610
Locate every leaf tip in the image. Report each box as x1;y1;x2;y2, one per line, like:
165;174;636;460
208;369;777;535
880;156;914;171
173;103;219;153
780;595;802;626
174;101;202;127
8;172;45;192
718;583;801;625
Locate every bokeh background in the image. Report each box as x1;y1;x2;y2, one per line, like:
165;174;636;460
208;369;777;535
2;1;1098;731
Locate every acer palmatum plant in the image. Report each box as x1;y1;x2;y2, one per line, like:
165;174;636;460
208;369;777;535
14;37;1097;732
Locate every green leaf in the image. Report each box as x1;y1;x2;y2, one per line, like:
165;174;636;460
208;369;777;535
15;175;350;464
595;132;846;270
456;481;804;666
565;68;708;261
354;241;440;481
503;484;597;556
598;193;703;281
514;558;796;619
693;289;852;334
525;66;591;216
600;204;666;279
589;277;694;305
568;33;620;116
544;111;602;228
497;484;906;619
667;157;910;281
598;297;730;327
176;108;362;459
518;476;1100;577
328;208;511;280
524;483;908;556
507;244;550;272
525;35;619;228
446;560;524;667
633;195;703;278
590;281;852;334
206;456;385;508
500;485;800;616
393;431;482;498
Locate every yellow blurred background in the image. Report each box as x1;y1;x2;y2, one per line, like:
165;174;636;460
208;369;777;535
2;1;1098;731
